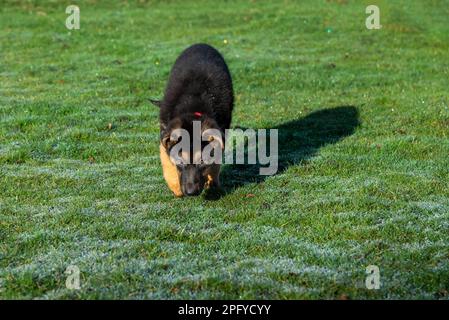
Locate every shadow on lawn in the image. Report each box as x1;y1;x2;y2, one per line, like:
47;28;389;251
205;106;359;199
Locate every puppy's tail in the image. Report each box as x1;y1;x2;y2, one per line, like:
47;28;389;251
149;98;163;108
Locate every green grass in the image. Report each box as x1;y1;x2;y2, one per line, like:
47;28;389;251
1;0;448;299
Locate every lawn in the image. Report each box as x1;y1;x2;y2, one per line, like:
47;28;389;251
0;0;448;299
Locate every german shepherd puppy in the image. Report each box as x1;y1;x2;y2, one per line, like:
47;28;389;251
151;44;234;196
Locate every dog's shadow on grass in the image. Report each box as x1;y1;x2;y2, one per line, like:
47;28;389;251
205;106;359;199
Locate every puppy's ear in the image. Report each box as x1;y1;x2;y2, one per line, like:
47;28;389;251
161;131;179;150
161;131;171;150
149;99;163;108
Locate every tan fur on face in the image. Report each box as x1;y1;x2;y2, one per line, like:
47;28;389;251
160;143;183;197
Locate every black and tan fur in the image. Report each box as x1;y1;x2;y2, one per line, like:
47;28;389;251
151;44;234;196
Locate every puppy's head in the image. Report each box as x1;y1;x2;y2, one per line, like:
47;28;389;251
161;114;223;196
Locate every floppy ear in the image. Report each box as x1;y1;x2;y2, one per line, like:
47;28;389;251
161;130;181;150
161;131;172;150
149;99;163;108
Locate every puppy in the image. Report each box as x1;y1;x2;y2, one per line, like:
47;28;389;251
152;44;234;196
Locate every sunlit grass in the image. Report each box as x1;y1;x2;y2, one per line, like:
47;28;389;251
0;0;448;299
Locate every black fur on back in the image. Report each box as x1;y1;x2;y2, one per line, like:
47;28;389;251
155;44;234;137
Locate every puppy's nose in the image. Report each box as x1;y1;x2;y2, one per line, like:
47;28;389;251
185;183;200;196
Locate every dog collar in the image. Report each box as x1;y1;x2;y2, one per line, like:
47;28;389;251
194;112;203;118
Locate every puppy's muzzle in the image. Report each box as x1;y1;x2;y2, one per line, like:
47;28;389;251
183;182;202;196
181;165;204;196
